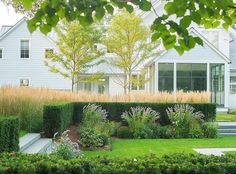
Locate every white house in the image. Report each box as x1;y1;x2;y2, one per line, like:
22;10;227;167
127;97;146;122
0;1;236;109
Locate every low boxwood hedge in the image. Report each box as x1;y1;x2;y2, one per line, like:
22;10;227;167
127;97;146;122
0;116;19;152
43;102;216;138
0;153;235;174
43;103;74;137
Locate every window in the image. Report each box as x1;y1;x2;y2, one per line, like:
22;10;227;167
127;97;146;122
20;79;29;87
20;40;29;58
0;49;2;58
230;71;236;94
131;74;145;91
177;63;207;91
45;49;53;58
158;63;174;92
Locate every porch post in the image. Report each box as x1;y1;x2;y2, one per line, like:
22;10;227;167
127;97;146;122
207;63;210;92
174;62;177;93
155;62;159;92
225;63;230;108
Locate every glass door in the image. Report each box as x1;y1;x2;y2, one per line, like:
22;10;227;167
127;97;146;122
210;64;225;106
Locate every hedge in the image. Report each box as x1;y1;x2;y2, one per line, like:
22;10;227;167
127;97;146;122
0;153;235;174
43;102;216;137
72;102;216;124
0;116;19;152
43;103;74;137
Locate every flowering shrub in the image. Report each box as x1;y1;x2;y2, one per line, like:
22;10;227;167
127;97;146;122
79;104;115;149
52;130;82;160
167;104;205;138
122;107;159;138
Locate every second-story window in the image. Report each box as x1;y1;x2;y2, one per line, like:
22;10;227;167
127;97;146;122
0;49;2;58
20;40;29;58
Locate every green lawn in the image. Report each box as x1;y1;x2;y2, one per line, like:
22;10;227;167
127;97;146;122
20;130;27;137
84;137;236;158
216;113;236;122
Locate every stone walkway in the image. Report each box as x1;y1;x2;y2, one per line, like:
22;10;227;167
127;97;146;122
193;148;236;156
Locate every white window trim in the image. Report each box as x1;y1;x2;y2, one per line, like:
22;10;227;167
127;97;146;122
19;39;31;59
0;47;3;59
18;77;31;87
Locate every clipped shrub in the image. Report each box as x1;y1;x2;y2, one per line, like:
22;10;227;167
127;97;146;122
73;102;216;124
43;103;73;138
52;130;82;160
117;126;131;138
167;104;204;138
122;107;159;139
0;116;19;152
1;153;236;173
202;122;218;138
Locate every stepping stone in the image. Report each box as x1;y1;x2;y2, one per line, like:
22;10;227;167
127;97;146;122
19;133;41;151
193;148;236;156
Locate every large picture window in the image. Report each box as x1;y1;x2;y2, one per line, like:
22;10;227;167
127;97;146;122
230;71;236;94
20;40;29;58
177;63;207;91
158;63;174;92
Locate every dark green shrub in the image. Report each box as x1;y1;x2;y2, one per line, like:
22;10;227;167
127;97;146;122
43;103;73;138
202;122;218;138
117;126;131;138
0;153;236;173
0;116;19;152
151;125;176;139
79;128;104;148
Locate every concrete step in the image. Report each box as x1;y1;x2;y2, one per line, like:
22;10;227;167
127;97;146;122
219;133;236;136
218;122;236;129
23;138;52;154
218;129;236;133
19;133;41;151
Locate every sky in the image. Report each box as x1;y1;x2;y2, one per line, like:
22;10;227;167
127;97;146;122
0;2;23;26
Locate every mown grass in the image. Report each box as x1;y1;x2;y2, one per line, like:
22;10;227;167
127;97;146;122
216;113;236;122
84;137;236;158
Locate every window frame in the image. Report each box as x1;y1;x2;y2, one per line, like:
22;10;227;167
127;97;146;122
230;71;236;94
20;39;30;59
19;78;30;87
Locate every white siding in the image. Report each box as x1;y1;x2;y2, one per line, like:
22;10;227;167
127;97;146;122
108;76;124;94
0;20;71;90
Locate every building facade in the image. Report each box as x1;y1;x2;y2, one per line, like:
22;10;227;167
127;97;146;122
0;1;236;108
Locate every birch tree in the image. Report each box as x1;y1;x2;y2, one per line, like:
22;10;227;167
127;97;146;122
45;20;104;92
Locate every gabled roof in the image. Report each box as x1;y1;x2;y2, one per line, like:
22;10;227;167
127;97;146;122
0;17;27;41
0;25;12;36
145;27;231;66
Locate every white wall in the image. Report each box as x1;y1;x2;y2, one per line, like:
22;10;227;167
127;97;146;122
0;20;71;90
229;94;236;108
108;75;125;95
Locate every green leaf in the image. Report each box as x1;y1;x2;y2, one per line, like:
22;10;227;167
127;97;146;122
139;0;151;11
180;16;191;28
95;7;105;20
105;5;114;14
194;37;203;46
191;12;201;25
174;46;184;55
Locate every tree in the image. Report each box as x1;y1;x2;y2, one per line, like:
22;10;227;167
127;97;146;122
103;10;160;93
5;0;236;54
45;20;104;92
